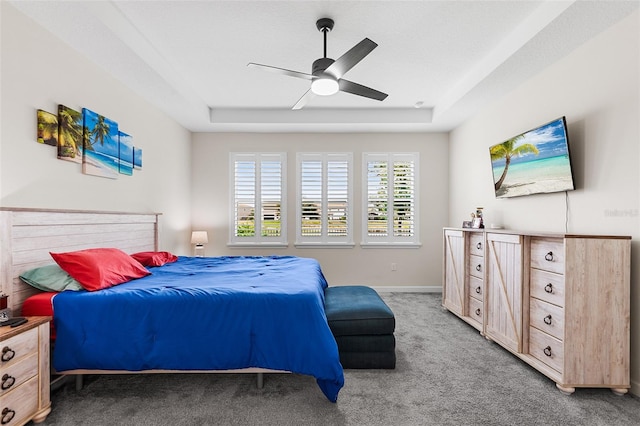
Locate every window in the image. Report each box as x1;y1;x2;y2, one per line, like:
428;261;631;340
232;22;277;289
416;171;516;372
296;153;353;247
229;153;286;246
362;153;420;247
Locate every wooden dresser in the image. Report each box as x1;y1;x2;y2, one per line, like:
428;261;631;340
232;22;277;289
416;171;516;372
0;317;51;425
443;228;631;395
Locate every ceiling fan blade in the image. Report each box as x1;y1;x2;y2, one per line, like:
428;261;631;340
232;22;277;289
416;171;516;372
292;89;315;110
338;79;388;101
247;63;313;80
325;38;377;79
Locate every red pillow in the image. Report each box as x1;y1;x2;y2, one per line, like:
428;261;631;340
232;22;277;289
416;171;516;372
50;248;150;291
131;251;178;267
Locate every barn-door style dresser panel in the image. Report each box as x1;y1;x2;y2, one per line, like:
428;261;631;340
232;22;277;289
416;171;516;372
442;228;631;395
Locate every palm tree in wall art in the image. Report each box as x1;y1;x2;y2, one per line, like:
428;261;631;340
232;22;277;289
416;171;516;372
57;105;83;163
37;110;58;146
490;136;539;192
82;108;119;179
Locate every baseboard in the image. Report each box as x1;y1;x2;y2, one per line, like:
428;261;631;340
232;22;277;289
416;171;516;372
368;286;441;293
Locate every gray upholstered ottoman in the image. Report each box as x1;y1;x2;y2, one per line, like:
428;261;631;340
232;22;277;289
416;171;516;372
324;285;396;369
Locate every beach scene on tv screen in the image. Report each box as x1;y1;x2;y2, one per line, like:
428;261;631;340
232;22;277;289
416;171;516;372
490;118;574;198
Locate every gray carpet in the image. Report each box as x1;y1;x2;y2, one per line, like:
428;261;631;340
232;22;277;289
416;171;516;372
39;293;640;425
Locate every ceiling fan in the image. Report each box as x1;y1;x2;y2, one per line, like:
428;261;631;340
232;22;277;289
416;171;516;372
248;18;388;110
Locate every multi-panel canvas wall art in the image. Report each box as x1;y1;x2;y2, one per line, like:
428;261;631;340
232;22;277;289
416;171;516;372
37;110;58;146
118;131;134;176
133;147;143;170
57;105;83;164
36;104;142;178
82;108;120;179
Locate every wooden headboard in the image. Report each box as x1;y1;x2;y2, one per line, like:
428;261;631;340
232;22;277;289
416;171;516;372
0;208;160;314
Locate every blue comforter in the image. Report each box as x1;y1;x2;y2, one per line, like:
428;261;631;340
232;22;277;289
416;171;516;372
53;256;344;402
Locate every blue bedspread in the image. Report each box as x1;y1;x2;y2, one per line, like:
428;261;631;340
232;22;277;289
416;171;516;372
53;256;344;402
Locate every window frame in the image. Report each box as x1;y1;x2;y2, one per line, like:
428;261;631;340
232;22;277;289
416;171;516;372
229;152;287;247
295;152;354;248
361;152;421;248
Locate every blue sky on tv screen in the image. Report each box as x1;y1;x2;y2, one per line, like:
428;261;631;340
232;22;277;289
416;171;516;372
492;118;569;166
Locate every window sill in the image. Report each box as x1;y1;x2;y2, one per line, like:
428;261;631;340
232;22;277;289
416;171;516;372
294;242;356;249
360;242;422;248
227;242;289;248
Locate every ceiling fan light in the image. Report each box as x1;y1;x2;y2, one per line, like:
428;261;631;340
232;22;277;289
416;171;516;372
311;78;339;96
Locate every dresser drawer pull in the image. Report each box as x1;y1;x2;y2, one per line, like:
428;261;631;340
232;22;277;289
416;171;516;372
543;346;552;357
1;408;14;425
543;315;552;325
0;374;14;390
475;308;481;316
544;251;554;262
475;264;482;272
0;347;14;362
544;283;553;293
475;286;481;294
476;242;482;250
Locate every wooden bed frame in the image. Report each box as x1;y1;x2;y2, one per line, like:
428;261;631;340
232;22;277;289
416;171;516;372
0;207;281;388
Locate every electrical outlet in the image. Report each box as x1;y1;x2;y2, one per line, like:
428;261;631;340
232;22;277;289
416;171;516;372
391;263;397;271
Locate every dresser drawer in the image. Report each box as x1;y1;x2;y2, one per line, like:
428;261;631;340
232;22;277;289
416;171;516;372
529;327;564;373
469;234;484;257
530;268;565;307
469;254;483;279
0;328;37;368
530;238;565;274
530;298;564;341
0;375;38;426
468;297;483;325
468;275;483;301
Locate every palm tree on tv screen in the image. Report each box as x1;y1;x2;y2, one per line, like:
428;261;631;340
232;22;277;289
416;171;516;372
490;136;539;191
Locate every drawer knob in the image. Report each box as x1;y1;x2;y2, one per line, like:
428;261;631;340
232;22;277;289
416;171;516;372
1;408;14;425
544;283;553;294
543;346;552;357
476;242;482;250
544;251;554;262
0;347;14;362
475;308;481;316
475;264;482;272
0;374;14;390
475;286;481;294
543;315;552;325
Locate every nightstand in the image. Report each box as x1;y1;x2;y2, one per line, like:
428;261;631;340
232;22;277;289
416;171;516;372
0;317;51;425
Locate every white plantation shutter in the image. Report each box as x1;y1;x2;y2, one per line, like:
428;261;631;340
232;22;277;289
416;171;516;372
297;153;353;246
230;153;286;246
363;153;420;246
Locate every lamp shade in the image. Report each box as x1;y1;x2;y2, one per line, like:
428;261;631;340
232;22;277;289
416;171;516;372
191;231;208;245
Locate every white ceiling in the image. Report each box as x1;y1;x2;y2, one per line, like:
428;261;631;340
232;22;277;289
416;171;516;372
10;0;639;133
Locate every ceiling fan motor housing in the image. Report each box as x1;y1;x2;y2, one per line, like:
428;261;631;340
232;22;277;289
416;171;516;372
312;57;336;77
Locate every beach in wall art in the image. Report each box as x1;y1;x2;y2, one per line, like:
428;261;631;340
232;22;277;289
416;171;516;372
37;110;58;146
118;131;134;176
82;108;119;179
57;105;83;163
133;147;143;170
490;117;574;198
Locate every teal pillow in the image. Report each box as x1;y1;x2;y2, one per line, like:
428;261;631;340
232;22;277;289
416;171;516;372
20;264;84;292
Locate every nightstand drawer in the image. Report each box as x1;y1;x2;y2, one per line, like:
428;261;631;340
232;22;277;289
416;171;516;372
0;328;37;367
0;375;38;426
531;238;565;274
530;268;565;307
0;352;37;397
529;327;564;373
530;297;564;341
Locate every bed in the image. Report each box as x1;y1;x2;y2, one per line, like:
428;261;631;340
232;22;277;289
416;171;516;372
0;208;344;402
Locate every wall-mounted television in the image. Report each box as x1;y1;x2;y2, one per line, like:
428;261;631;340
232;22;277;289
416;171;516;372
489;116;575;199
